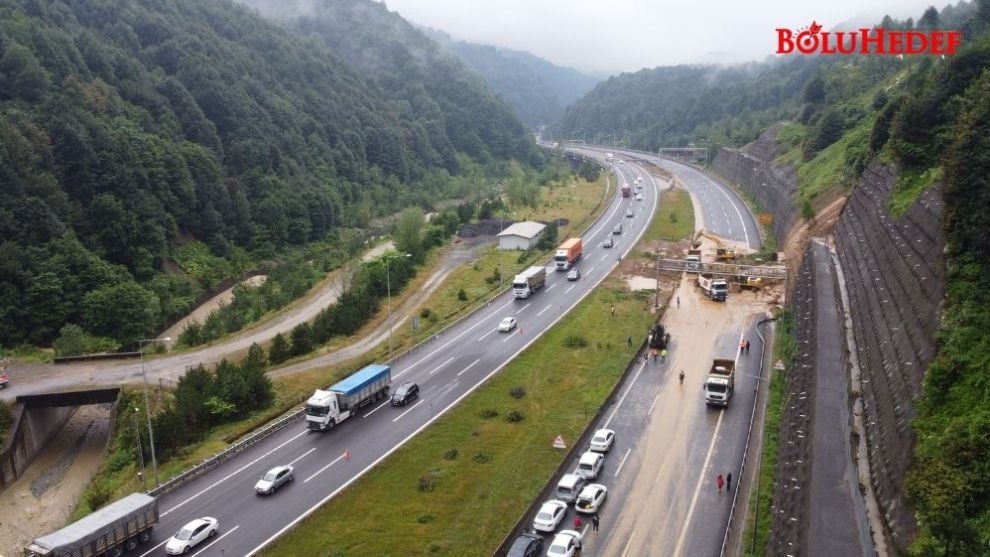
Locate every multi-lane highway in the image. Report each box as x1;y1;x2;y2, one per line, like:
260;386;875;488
121;154;663;556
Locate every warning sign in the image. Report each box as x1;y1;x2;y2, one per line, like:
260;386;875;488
774;359;785;371
552;435;567;449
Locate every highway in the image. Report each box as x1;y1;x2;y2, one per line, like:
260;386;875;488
121;153;663;556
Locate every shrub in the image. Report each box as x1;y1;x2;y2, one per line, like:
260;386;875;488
457;288;467;301
418;472;438;492
420;308;432;319
506;410;525;423
562;335;589;348
85;479;112;510
444;448;459;461
802;199;815;220
472;452;492;464
509;386;526;399
417;514;435;524
479;408;499;419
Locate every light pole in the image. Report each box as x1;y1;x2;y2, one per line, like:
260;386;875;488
132;406;146;490
139;337;170;487
386;252;412;362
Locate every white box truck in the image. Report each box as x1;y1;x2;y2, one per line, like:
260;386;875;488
306;364;391;431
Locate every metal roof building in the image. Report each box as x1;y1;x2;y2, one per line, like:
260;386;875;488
497;221;546;250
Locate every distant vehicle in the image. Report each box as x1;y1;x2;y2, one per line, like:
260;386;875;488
625;208;634;218
547;530;583;557
575;484;608;514
533;500;568;532
602;237;614;249
576;451;605;480
507;529;545;557
606;152;614;162
0;370;8;389
255;465;294;495
589;428;615;452
621;183;631;197
635;176;642;184
685;248;702;273
648;323;671;351
165;517;218;555
24;493;158;557
306;364;392;431
555;473;586;503
635;193;643;201
554;238;583;271
698;273;729;301
612;223;623;235
704;358;736;407
498;317;518;332
513;266;547;299
391;381;419;406
566;268;581;281
618;159;625;164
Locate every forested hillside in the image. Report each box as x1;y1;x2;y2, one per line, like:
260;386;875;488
428;30;599;126
0;0;535;349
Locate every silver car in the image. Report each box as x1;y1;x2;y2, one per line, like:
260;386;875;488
255;465;294;495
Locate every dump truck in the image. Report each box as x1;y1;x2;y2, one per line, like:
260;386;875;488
512;266;546;299
306;364;392;431
554;238;583;271
704;358;736;407
685;249;702;273
621;183;631;197
698;273;728;301
25;493;159;557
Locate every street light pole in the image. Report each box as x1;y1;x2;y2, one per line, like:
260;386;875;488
386;253;412;362
139;337;170;487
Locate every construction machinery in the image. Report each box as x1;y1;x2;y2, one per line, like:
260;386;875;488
693;229;737;261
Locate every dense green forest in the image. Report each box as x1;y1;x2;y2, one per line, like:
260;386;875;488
426;29;600;126
0;0;536;350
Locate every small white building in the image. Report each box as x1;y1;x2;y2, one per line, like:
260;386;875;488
497;221;546;250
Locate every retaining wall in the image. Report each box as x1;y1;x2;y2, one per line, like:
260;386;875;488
0;404;74;491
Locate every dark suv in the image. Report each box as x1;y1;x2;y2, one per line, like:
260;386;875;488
506;530;544;557
391;381;419;406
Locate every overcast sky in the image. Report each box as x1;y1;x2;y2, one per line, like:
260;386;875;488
380;0;939;74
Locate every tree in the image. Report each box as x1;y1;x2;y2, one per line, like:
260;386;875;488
269;332;290;364
918;6;940;29
803;109;845;159
395;208;425;262
290;322;314;356
82;281;160;348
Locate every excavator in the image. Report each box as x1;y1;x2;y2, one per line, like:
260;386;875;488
692;229;737;261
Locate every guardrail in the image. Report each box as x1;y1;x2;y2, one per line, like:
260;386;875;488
53;351;142;364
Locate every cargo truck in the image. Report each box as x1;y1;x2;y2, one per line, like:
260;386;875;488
25;493;159;557
698;273;728;301
685;249;702;273
512;266;546;299
606;153;614;162
704;359;736;406
621;183;631;197
554;238;583;271
306;364;392;431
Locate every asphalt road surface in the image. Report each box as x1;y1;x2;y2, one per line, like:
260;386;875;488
111;154;663;556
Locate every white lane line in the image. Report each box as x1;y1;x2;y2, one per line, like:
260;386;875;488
503;332;517;343
288;448;316;466
304;454;346;483
517;302;532;313
477;328;498;342
429;356;456;374
619;529;639;557
604;361;648;429
139;540;168;556
647;391;661;416
600;253;609;261
536;304;552;317
586;266;596;274
546;283;557;292
189;525;240;557
456;358;481;377
398;299;512;376
564;284;577;294
162;429;308;516
391;399;425;422
613;447;632;478
363;400;390;418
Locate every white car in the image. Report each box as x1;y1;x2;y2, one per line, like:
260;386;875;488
165;517;218;555
546;530;583;556
635;193;644;201
255;465;294;495
618;159;625;164
589;428;615;452
625;208;634;218
575;483;608;514
533;499;568;532
498;317;517;332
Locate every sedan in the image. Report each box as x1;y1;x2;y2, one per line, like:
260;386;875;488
625;208;634;218
602;237;614;249
635;193;644;201
589;428;615;452
391;381;419;406
546;530;583;557
533;500;568;532
507;530;545;557
498;317;517;332
255;465;294;495
566;269;581;281
165;517;218;555
575;483;608;514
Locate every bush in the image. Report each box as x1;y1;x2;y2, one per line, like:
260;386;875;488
801;199;815;220
420;308;433;319
505;410;525;423
509;386;526;399
85;479;113;510
562;335;589;348
418;471;438;492
0;402;12;437
479;408;499;419
443;448;459;461
457;288;467;301
472;452;492;464
53;324;121;356
417;514;435;524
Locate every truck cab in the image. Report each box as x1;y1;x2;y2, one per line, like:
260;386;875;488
704;359;735;406
306;390;343;431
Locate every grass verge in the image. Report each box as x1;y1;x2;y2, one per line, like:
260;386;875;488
262;280;657;557
638;190;695;246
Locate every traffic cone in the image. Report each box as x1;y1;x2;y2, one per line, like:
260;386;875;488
344;449;351;460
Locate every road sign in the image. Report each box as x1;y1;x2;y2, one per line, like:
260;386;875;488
774;359;785;371
553;435;567;449
412;317;420;330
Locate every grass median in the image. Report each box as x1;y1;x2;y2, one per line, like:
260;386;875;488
262;278;657;557
640;189;695;246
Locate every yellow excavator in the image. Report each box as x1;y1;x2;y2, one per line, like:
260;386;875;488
692;229;737;261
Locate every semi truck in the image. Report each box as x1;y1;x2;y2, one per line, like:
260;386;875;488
306;364;392;431
621;183;631;197
606;153;614;162
512;266;547;299
698;273;728;301
685;249;702;273
704;358;736;406
25;493;159;557
554;238;583;271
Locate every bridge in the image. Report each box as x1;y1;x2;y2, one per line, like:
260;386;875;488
655;258;788;280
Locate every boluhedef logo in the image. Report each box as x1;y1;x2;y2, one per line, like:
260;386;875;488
777;20;962;55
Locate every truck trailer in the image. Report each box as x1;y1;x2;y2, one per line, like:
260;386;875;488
554;238;583;271
25;493;159;557
621;183;631;198
306;364;392;431
704;358;736;406
698;273;728;301
512;266;547;299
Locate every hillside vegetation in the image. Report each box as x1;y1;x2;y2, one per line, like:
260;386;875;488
0;0;535;350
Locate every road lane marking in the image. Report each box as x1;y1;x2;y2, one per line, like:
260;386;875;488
647;391;661;416
613;447;632;478
162;429;308;516
398;299;512;375
546;283;556;292
288;448;315;466
503;332;517;343
477;328;498;342
604;361;648;429
600;253;609;261
304;453;346;483
189;525;239;557
517;302;531;313
139;540;168;556
587;266;596;274
565;284;577;294
428;356;456;374
537;304;552;316
391;399;424;422
619;529;639;557
456;358;481;377
363;400;390;418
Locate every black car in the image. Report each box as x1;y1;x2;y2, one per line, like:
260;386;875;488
506;530;544;557
391;381;419;406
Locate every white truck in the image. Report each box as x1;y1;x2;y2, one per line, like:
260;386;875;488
512;266;547;299
25;493;159;557
685;248;702;273
306;364;392;431
698;273;728;301
606;153;614;162
704;358;736;407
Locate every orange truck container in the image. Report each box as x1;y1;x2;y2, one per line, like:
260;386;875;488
554;238;583;271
